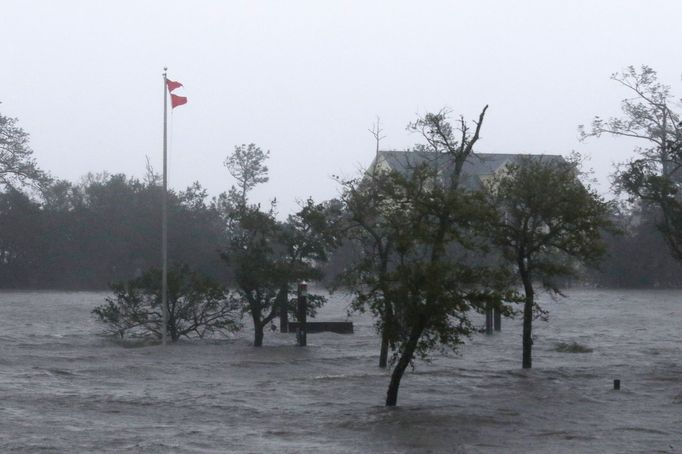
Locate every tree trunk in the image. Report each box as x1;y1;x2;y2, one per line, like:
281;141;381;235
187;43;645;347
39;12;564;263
168;310;178;342
250;303;265;347
522;296;533;368
521;273;534;369
485;303;493;335
386;320;424;406
379;333;389;368
254;321;264;347
379;300;392;368
278;285;288;333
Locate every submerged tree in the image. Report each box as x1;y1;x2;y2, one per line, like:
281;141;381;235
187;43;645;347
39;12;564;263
339;171;395;368
93;265;240;341
341;106;515;406
342;107;495;369
220;144;338;346
484;156;614;368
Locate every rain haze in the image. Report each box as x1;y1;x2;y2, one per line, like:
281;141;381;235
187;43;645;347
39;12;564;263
2;0;681;213
3;2;682;453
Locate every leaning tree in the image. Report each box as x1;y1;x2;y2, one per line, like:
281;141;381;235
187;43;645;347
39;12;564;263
341;107;516;406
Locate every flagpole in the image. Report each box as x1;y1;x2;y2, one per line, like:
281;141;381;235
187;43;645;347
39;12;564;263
161;67;169;346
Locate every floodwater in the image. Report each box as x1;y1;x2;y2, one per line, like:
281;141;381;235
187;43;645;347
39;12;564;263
0;289;680;453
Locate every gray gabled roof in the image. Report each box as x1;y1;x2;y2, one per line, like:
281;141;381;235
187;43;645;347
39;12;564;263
371;150;565;190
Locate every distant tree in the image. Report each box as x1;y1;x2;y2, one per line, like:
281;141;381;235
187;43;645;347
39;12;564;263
484;156;614;368
220;144;337;346
580;65;682;261
0;188;45;287
341;107;515;406
0;107;50;191
171;182;227;281
593;204;682;288
224;143;270;202
93;265;240;341
368;116;386;156
14;174;227;290
0;108;49;288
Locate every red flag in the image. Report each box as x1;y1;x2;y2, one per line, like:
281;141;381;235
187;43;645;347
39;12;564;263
170;94;187;109
166;79;183;92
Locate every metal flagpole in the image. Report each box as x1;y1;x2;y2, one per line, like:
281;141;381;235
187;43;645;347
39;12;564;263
161;67;169;346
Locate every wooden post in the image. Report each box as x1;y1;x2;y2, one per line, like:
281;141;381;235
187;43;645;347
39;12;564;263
613;379;620;390
297;282;307;346
279;285;288;333
493;307;501;331
485;304;493;335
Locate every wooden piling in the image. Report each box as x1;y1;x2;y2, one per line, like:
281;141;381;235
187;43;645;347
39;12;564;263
485;305;493;335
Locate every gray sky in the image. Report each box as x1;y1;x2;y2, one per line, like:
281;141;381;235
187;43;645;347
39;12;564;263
2;0;681;215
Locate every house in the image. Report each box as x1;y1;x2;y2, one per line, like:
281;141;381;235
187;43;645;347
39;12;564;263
369;150;566;191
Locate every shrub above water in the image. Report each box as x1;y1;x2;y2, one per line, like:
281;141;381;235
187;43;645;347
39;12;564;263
93;265;241;342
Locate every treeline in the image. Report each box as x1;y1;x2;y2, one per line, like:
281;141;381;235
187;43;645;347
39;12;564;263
1;171;681;289
0;174;227;289
592;205;682;288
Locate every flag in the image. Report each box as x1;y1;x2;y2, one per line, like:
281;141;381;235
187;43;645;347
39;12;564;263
171;94;187;109
166;79;183;92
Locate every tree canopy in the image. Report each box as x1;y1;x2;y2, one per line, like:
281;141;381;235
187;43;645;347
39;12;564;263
220;143;338;346
93;265;240;342
484;156;614;368
581;65;682;263
340;106;516;406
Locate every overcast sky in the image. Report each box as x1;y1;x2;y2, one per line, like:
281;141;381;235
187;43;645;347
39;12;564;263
2;0;681;215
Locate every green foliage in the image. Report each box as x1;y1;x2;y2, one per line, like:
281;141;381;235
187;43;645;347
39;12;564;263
484;155;614;368
220;144;338;346
340;106;518;405
0;188;46;287
343;165;515;360
486;156;614;289
93;265;240;341
222;198;338;343
27;174;225;289
592;204;682;287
